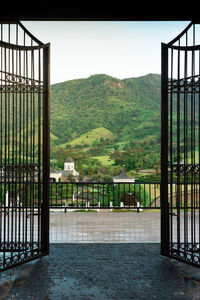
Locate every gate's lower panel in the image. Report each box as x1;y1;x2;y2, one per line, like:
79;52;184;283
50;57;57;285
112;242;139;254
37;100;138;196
169;210;200;267
170;244;200;266
0;207;42;272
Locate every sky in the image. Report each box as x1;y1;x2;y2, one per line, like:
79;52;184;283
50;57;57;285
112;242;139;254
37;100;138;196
22;21;190;85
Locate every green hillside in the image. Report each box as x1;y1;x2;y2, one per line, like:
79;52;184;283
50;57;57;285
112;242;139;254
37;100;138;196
60;127;115;148
50;73;161;143
50;73;161;172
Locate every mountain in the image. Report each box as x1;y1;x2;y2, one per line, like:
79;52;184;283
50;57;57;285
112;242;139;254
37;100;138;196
49;73;162;170
60;127;115;148
50;73;161;148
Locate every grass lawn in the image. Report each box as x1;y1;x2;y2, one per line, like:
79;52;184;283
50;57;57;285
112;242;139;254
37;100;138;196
94;155;114;166
60;127;115;148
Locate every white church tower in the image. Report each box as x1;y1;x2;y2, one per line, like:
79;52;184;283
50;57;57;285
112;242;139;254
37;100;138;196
64;157;74;171
64;157;79;176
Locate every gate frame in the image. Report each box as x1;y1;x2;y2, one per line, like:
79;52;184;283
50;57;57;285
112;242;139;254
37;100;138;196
161;21;200;266
0;21;50;272
161;42;169;257
41;43;50;257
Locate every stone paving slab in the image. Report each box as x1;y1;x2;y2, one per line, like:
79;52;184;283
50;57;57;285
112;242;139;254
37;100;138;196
49;211;197;244
50;212;161;243
1;243;200;299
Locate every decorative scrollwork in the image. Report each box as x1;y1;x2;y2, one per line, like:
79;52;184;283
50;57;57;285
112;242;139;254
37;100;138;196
1;70;42;86
2;164;41;177
168;75;200;94
6;163;40;172
170;242;200;265
0;247;41;269
171;163;200;174
0;241;39;251
0;84;44;93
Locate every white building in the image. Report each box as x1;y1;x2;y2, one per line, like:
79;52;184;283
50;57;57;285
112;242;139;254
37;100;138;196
50;157;79;182
63;157;79;176
50;164;63;182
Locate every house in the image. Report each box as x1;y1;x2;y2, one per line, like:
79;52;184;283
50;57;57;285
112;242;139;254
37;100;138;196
50;157;79;182
50;163;63;182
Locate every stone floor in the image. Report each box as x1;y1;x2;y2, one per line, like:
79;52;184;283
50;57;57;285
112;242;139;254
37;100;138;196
1;212;200;299
50;211;161;243
1;243;200;300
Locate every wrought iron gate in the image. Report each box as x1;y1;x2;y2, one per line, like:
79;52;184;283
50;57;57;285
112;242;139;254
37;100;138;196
0;21;50;272
161;21;200;266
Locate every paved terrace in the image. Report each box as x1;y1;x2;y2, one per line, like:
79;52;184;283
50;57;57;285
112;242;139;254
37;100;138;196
1;211;200;299
50;211;161;243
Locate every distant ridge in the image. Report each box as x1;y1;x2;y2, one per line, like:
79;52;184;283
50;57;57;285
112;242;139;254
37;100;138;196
50;73;161;160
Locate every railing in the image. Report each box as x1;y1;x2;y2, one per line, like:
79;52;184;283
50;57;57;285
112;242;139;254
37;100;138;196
49;181;161;211
2;181;199;211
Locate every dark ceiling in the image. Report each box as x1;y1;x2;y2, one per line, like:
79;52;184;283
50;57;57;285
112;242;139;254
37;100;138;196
0;1;198;22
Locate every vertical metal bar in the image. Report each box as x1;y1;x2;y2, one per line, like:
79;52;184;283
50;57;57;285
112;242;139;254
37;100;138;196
81;182;83;208
61;182;63;207
170;48;173;251
71;183;74;206
184;49;188;249
192;48;196;247
118;183;120;207
41;44;50;255
37;48;41;247
0;33;2;251
161;43;169;256
191;49;194;256
86;183;88;208
3;46;7;266
74;183;78;207
108;183;110;208
177;43;181;250
199;49;200;253
55;182;58;206
18;47;22;253
22;48;25;248
30;49;33;248
25;49;28;249
7;30;10;251
149;183;151;207
11;48;14;258
66;182;68;207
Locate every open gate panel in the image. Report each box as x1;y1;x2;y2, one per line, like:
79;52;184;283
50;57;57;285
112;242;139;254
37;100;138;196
161;22;200;267
0;21;49;272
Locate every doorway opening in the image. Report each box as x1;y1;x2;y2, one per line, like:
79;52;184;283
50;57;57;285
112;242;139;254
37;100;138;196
1;20;200;272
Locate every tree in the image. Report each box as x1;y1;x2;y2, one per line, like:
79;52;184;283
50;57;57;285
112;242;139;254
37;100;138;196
153;159;161;175
66;173;76;182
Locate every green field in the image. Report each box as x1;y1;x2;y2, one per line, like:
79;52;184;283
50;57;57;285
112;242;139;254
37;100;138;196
59;127;115;148
93;155;114;166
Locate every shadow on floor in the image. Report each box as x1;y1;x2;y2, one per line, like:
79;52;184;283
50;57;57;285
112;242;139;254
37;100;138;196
1;243;200;299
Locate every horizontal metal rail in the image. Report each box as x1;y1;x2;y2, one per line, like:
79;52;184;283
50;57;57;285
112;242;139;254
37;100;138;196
2;181;200;211
49;181;161;211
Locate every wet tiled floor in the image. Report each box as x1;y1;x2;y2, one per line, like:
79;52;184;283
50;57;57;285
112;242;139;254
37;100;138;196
50;211;161;243
1;244;198;300
49;211;199;243
1;212;200;299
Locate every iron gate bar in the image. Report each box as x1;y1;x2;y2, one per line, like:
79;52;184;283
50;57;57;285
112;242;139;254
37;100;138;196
161;42;169;256
41;44;50;255
169;47;173;254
